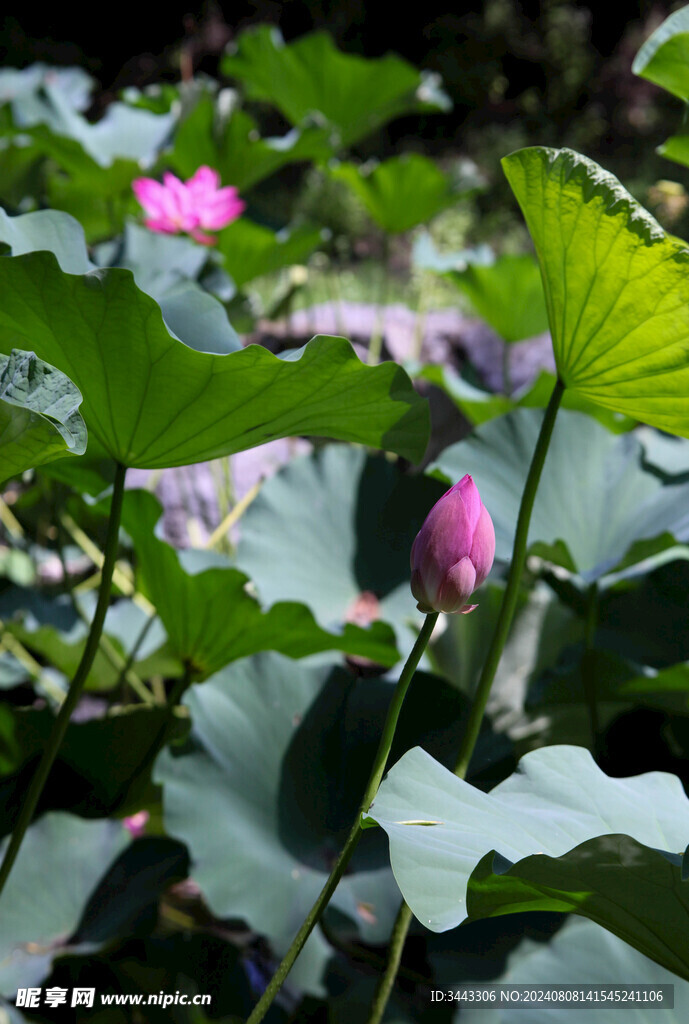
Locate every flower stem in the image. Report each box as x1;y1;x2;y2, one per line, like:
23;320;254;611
365;377;566;1024
246;612;439;1024
582;581;600;755
0;462;127;901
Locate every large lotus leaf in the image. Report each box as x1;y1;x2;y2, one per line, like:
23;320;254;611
168;93;331;191
0;349;86;482
0;813;128;994
222;26;450;150
122;489;399;678
0;207;92;274
236;445;446;649
432;409;689;581
216;218;322;289
8;82;173;167
155;653;507;985
458;916;689;1022
502;147;689;437
366;744;689;937
0;703;187;833
0;208;240;356
446;254;548;343
632;6;689;101
330;155;464;235
0;250;428;466
417;366;634;432
465;835;689;981
0;65;94;111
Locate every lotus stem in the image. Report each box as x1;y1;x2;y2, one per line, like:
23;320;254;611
245;612;439;1024
366;377;566;1024
0;462;127;900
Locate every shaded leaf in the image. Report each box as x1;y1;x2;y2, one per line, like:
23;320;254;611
432;409;689;581
330;155;466;234
216;218;322;289
446;254;548;343
466;835;689;981
0;349;86;482
122;489;400;678
0;813;127;993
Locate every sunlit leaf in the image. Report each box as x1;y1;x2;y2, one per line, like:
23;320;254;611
502;147;689;437
633;6;689;101
0;250;429;466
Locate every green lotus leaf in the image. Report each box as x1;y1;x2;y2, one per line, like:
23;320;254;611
0;703;186;831
216;218;322;289
0;348;86;483
0;813;127;993
222;26;450;150
0;250;428;466
446;253;549;343
367;745;689;952
330;154;467;234
168;92;331;191
502;147;689;437
633;6;689;101
466;835;689;981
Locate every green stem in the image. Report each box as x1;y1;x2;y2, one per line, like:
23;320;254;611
246;612;439;1024
368;236;390;365
453;377;565;779
0;462;127;900
582;581;600;755
367;900;414;1024
365;377;566;1024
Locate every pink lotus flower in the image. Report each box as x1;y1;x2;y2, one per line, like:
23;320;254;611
410;475;495;615
132;166;245;245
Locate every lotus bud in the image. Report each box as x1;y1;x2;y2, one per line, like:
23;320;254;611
410;475;495;614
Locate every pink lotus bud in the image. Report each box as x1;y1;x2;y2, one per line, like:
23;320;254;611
122;810;150;838
410;475;495;614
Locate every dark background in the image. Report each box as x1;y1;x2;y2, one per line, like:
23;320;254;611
0;1;683;171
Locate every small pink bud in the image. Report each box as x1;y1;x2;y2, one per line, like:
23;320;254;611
410;475;495;615
122;810;150;838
